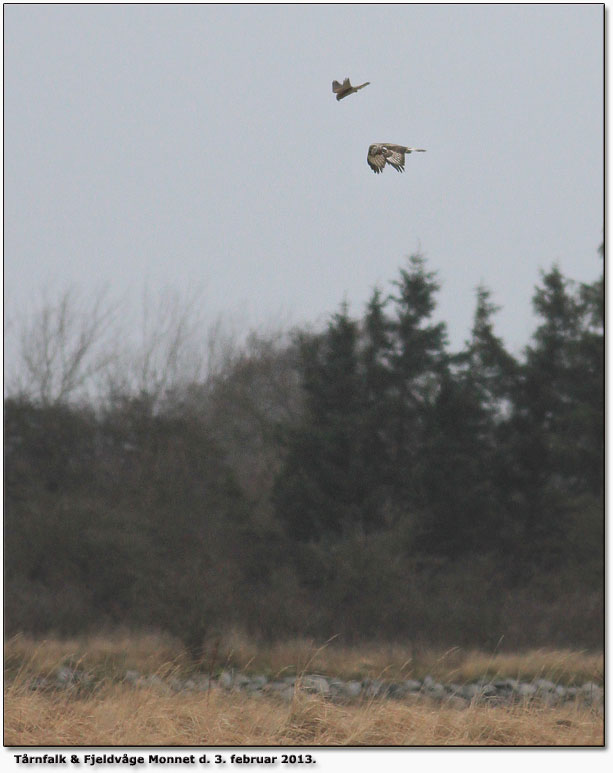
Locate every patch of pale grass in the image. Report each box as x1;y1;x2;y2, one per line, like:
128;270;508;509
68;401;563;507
4;682;603;747
446;648;604;686
169;630;603;686
4;632;189;686
5;632;603;686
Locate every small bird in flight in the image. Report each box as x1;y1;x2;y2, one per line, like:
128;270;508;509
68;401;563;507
367;143;426;174
332;77;370;101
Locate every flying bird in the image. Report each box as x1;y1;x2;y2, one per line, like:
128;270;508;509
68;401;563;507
367;143;426;174
332;77;370;100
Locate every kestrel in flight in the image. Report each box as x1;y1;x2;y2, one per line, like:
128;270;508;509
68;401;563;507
332;77;370;100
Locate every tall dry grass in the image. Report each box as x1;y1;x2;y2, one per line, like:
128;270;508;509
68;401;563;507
4;631;604;685
4;633;604;747
4;681;603;746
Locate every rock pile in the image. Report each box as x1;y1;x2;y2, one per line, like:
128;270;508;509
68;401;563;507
25;667;604;711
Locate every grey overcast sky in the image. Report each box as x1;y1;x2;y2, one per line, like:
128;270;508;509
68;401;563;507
4;3;603;366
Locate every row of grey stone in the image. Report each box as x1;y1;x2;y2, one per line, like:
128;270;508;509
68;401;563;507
29;667;604;710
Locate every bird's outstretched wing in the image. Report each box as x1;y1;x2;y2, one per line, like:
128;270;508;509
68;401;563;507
383;146;407;173
386;144;427;154
367;144;388;174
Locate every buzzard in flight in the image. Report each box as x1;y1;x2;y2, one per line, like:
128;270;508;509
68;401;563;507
332;77;370;100
367;143;426;174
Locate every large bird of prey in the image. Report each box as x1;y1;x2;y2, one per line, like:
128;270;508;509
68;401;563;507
367;143;426;174
332;77;370;100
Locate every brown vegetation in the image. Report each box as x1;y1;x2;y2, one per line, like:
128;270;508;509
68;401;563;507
4;634;603;747
4;631;604;685
4;682;603;747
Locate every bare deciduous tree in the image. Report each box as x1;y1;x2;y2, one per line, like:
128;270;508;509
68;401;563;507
12;287;119;405
103;285;216;408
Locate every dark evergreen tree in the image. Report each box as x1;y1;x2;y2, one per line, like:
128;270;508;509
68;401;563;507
358;288;397;527
417;286;516;557
504;265;594;567
572;262;604;495
465;286;518;409
274;303;366;541
387;254;448;510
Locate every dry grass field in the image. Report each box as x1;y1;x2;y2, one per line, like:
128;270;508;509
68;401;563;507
4;632;604;747
4;681;604;746
4;630;604;684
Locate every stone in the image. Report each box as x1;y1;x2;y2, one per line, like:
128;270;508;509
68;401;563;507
168;677;185;692
363;679;388;698
460;683;480;700
300;675;330;695
342;680;362;699
218;671;233;689
423;681;446;699
266;680;292;693
388;682;410;700
517;682;537;698
493;678;518;695
581;682;603;703
535;678;556;692
265;681;294;702
193;675;211;691
56;667;76;685
29;676;51;691
233;673;251;688
328;679;346;697
278;685;295;703
480;683;498;697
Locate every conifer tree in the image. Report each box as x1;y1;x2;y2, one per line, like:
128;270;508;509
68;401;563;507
387;254;448;508
274;303;364;540
506;266;587;565
417;286;516;556
573;261;604;495
358;288;397;528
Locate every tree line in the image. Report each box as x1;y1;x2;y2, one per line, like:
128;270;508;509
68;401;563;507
4;250;603;654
